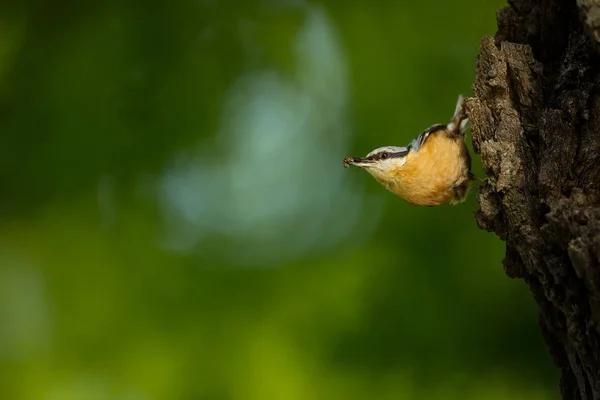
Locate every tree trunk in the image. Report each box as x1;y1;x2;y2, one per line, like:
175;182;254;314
465;0;600;399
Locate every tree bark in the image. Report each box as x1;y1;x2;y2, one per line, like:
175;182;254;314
465;0;600;399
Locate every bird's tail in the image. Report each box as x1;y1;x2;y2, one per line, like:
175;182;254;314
447;95;469;135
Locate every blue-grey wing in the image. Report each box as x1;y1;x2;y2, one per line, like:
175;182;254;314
407;123;447;152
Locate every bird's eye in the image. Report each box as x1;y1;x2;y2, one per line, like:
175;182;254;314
381;152;388;159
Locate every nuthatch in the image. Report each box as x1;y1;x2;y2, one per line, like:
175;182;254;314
343;95;474;206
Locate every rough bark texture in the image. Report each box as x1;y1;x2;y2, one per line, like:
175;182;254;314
578;0;600;43
465;0;600;399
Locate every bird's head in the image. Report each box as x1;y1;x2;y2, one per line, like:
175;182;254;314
343;146;410;182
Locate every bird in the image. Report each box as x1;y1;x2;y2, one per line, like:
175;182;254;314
343;95;475;206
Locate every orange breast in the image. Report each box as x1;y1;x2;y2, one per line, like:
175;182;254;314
388;131;470;206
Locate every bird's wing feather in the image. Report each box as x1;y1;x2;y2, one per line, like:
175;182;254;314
408;123;446;152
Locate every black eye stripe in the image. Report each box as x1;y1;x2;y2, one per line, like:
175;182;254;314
366;147;410;161
368;151;408;161
385;151;408;159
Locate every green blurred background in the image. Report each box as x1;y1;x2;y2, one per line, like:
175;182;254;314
0;1;558;399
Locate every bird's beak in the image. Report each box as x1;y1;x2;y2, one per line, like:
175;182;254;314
343;157;373;168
